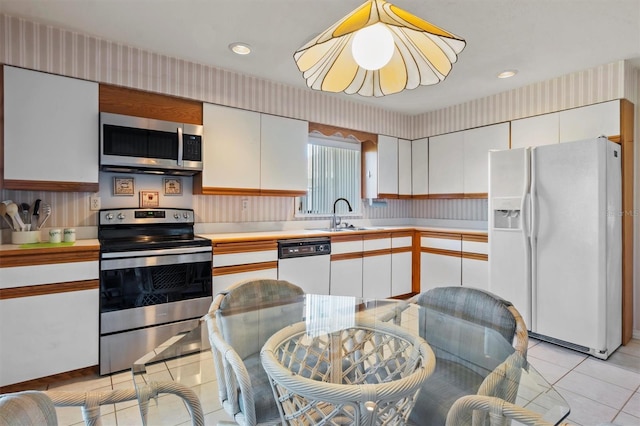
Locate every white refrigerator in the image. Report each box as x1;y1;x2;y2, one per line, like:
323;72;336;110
488;137;622;359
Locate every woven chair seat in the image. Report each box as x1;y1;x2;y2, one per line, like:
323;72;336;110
261;319;435;425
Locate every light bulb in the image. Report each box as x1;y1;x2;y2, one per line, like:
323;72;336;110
351;23;394;70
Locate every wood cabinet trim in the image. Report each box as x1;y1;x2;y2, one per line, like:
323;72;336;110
99;84;203;125
362;248;392;258
362;232;392;240
377;193;399;199
462;252;488;261
428;193;466;199
0;279;99;300
620;99;634;344
193;183;262;196
213;241;277;254
331;252;363;262
308;122;377;143
2;179;99;192
463;193;488;199
0;247;100;268
212;261;278;276
331;234;363;243
420;247;462;258
391;231;414;239
420;231;462;240
259;189;307;197
462;234;489;243
192;185;305;197
392;246;412;254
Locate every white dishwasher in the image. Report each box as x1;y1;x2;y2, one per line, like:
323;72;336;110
278;238;331;295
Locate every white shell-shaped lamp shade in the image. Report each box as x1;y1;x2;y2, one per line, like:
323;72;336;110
294;0;466;97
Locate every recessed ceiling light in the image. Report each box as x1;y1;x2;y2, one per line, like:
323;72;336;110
229;42;251;55
497;70;518;79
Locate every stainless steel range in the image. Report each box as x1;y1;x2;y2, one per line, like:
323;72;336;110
98;207;212;375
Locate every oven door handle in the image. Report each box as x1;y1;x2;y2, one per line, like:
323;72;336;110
101;250;212;271
101;246;211;259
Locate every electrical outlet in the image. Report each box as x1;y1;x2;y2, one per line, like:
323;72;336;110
90;195;101;211
242;199;248;211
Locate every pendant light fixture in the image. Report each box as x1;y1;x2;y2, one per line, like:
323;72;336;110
293;0;466;97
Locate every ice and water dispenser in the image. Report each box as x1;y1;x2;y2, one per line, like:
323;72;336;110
492;197;522;230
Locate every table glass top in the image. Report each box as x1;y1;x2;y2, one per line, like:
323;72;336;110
132;294;570;425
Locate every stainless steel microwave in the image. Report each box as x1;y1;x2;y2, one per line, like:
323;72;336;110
100;112;203;176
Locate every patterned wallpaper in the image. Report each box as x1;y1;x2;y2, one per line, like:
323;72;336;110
411;61;627;139
0;13;635;229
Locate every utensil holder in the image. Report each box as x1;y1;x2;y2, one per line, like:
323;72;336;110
12;230;41;244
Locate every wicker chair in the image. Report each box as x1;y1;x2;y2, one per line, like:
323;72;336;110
408;286;529;426
202;278;305;426
0;382;204;426
261;318;436;425
446;395;574;426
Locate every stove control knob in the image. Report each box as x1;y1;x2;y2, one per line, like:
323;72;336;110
174;213;180;220
117;213;125;220
105;213;114;221
183;212;189;219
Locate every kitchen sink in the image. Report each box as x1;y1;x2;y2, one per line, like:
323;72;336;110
309;226;385;232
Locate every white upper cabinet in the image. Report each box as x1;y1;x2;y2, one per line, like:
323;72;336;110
260;114;308;193
411;137;429;196
202;103;261;190
201;104;307;193
398;138;412;197
511;112;560;149
559;100;620;142
463;123;510;194
429;131;464;195
4;66;99;186
377;135;399;196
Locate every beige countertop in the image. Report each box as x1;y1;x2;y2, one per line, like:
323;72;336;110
0;238;100;253
0;226;488;252
201;226;487;244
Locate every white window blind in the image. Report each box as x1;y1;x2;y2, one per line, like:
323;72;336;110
298;135;361;216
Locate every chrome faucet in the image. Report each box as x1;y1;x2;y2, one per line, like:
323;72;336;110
331;198;353;230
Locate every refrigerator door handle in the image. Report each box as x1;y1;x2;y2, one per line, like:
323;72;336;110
521;148;531;237
521;148;532;328
530;148;538;330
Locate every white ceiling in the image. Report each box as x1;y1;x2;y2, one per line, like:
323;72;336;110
1;0;639;115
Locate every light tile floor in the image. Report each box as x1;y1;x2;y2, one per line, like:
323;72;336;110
39;335;640;426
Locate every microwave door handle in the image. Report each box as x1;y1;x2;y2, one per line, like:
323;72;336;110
177;126;183;166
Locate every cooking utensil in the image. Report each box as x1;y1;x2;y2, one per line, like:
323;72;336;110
0;202;15;230
20;203;31;231
37;203;51;230
6;202;26;231
32;199;41;228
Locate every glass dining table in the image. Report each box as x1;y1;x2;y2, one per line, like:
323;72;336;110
131;294;570;425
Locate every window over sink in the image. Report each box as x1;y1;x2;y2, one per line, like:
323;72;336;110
295;132;361;217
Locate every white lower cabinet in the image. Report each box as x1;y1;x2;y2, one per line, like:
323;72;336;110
213;268;278;292
0;259;99;387
462;258;488;290
212;241;278;294
420;232;488;292
391;233;413;296
421;252;461;291
0;290;99;386
362;234;392;299
330;236;363;297
331;257;364;297
461;235;489;290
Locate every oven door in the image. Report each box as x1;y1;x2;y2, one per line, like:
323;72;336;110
100;246;212;333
